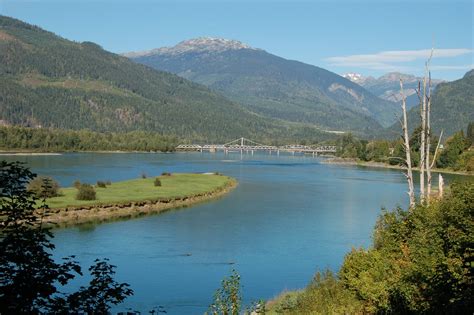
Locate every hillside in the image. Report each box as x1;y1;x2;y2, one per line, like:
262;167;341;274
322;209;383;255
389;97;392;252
0;16;336;143
386;70;474;138
126;38;395;131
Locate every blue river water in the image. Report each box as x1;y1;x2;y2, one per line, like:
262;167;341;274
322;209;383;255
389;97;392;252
2;152;462;314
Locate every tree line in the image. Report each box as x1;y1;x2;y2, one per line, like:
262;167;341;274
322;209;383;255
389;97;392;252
335;122;474;172
0;126;179;152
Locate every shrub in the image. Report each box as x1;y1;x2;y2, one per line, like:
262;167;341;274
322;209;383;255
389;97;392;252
161;172;172;176
27;176;61;198
208;270;241;315
141;172;147;179
154;178;161;187
466;156;474;172
96;181;107;188
106;180;112;186
76;184;96;200
73;180;81;189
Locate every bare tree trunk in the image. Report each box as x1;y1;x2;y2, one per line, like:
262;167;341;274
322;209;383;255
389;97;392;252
426;72;432;202
438;174;444;198
400;79;416;208
425;50;434;203
419;77;427;203
431;129;444;169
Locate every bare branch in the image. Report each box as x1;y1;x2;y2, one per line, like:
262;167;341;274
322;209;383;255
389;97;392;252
430;129;444;169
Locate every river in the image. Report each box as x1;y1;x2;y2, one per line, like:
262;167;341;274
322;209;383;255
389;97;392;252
2;152;464;314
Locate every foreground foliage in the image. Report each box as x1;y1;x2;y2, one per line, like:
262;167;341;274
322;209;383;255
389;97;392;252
269;181;474;314
0;161;133;313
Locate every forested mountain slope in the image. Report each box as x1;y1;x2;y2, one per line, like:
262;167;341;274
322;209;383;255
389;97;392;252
126;38;394;132
386;70;474;138
0;16;336;143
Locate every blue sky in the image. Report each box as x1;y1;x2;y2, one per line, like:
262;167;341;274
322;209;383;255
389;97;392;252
1;0;472;80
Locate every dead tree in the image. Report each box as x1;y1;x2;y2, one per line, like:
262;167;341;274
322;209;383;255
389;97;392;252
417;78;427;202
416;49;434;203
400;79;416;208
425;50;434;202
426;73;432;200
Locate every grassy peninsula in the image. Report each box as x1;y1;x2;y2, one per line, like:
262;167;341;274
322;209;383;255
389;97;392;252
41;173;237;226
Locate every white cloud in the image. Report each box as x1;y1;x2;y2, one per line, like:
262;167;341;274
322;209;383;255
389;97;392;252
325;48;473;71
430;64;474;71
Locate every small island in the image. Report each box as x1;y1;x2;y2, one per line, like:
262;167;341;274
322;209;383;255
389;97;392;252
40;173;237;227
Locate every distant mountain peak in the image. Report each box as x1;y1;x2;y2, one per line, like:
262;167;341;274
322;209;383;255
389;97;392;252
123;37;258;58
342;73;374;84
342;72;363;82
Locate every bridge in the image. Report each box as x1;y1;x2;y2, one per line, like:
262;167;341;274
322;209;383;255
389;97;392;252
176;137;337;156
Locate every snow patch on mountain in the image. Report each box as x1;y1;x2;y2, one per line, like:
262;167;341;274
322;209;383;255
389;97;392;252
123;37;259;58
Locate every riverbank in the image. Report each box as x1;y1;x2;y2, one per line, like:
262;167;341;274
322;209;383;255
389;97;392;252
0;149;170;155
322;157;473;176
0;150;63;156
39;173;237;227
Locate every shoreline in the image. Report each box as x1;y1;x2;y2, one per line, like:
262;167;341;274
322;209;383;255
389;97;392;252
322;157;473;176
39;178;237;228
0;149;171;155
0;152;63;156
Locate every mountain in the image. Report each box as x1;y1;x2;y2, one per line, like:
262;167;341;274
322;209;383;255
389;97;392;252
125;38;396;132
386;70;474;138
0;16;338;143
343;72;444;109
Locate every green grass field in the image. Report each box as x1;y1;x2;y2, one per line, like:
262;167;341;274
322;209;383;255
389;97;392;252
46;173;233;208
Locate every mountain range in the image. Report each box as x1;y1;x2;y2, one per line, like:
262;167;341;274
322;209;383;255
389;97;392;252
1;16;471;143
126;37;398;132
0;16;336;143
343;72;445;109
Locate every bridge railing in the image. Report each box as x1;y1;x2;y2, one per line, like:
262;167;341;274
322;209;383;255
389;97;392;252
177;144;337;153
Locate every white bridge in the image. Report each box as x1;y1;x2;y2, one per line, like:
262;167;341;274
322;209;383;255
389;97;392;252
176;137;337;156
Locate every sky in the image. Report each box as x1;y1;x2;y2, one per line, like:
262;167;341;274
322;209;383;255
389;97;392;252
1;0;472;80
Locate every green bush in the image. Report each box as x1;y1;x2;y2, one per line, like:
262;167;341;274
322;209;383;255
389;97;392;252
73;180;81;189
161;172;172;176
154;178;161;187
208;270;241;315
141;172;147;179
96;181;107;188
437;131;470;168
76;184;96;200
27;176;61;198
106;180;112;186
